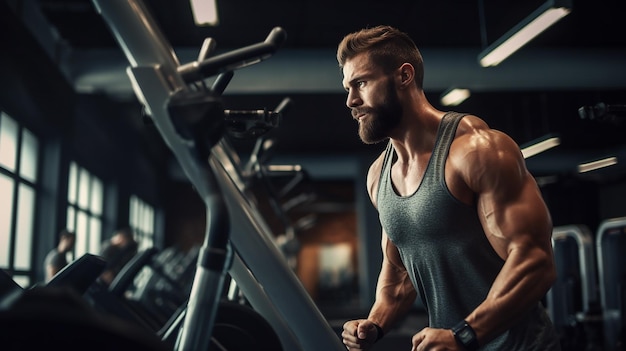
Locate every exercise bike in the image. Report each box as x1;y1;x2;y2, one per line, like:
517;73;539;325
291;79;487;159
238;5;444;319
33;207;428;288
87;1;346;350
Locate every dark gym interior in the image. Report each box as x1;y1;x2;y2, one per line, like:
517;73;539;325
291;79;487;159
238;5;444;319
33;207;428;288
1;0;625;350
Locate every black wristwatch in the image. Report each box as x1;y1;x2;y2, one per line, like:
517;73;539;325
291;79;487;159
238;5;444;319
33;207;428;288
451;320;479;351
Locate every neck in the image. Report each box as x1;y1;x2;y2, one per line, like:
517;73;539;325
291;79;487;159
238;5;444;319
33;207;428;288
390;90;445;162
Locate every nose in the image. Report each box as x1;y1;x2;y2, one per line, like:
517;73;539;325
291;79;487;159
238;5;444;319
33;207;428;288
346;89;362;109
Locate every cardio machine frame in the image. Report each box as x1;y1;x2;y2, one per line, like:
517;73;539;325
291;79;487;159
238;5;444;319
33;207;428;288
90;1;345;350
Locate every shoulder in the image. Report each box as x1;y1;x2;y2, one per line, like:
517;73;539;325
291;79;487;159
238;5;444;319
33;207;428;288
450;115;527;191
453;115;520;151
366;149;388;208
451;115;522;159
44;250;58;262
46;251;65;266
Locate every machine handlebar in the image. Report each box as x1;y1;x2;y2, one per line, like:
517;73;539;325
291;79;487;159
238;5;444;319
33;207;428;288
178;27;287;84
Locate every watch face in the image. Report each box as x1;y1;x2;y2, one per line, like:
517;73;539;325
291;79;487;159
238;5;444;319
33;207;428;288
453;323;478;350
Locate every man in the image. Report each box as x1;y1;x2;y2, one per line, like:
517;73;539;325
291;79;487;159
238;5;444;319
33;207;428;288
44;229;75;281
99;227;138;286
337;25;560;350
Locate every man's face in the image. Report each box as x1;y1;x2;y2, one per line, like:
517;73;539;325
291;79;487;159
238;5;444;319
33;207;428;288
342;54;403;144
357;78;403;144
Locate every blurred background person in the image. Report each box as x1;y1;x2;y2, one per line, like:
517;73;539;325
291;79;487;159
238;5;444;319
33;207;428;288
98;227;138;286
44;229;75;282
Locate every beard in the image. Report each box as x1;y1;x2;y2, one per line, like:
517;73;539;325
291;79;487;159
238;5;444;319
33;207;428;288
354;79;403;144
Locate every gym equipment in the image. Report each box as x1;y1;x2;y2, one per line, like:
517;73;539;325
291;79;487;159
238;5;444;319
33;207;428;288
91;0;345;350
45;253;107;294
218;97;315;272
596;217;626;350
109;247;160;297
111;246;200;326
579;102;626;124
0;253;172;350
242;143;316;269
547;225;602;350
0;285;170;351
0;268;22;301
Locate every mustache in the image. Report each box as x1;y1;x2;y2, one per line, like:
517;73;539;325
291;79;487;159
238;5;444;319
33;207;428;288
351;107;373;119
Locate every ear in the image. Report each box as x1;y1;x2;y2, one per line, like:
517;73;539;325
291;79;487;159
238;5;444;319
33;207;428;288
398;63;414;88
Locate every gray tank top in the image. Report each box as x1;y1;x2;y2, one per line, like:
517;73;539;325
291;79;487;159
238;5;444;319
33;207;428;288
376;112;560;350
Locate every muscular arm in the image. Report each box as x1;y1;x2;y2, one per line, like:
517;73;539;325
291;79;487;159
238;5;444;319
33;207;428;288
365;154;417;332
454;126;556;345
342;154;417;350
368;230;418;332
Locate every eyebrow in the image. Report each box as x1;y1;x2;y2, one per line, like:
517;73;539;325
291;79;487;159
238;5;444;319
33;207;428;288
342;79;355;92
343;75;365;92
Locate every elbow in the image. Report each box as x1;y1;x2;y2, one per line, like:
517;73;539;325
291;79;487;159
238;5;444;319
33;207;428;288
522;245;558;295
540;251;558;293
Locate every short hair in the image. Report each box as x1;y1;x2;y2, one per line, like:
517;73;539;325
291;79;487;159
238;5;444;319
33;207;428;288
116;227;134;239
60;229;75;238
337;25;424;89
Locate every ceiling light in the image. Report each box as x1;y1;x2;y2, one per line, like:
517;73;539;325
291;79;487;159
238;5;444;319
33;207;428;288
267;165;302;172
578;157;618;173
520;135;561;159
478;0;572;67
190;0;219;26
440;88;471;106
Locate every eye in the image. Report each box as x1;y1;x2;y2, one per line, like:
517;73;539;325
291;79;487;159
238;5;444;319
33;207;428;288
357;81;365;88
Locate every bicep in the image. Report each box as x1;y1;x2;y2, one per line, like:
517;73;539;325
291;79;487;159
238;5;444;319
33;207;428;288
480;174;552;257
467;132;552;257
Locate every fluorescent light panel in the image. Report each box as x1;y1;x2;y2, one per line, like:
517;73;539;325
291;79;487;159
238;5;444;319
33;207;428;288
441;88;471;106
521;136;560;159
267;165;302;172
190;0;219;26
478;0;572;67
578;157;618;173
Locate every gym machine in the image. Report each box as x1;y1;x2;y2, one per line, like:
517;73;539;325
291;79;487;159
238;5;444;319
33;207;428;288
595;217;626;351
89;0;346;350
547;225;602;350
579;102;626;125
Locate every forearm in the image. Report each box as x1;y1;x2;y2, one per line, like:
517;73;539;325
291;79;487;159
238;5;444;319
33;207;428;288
465;246;556;345
368;267;417;332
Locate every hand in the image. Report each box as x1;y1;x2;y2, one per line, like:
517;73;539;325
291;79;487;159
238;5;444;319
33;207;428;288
411;327;459;351
341;319;380;350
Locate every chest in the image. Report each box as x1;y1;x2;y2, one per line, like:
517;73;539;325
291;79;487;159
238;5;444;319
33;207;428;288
389;156;474;205
389;155;430;197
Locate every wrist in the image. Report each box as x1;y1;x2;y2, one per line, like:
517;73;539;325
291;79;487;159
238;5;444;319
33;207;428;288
451;320;479;351
372;322;384;342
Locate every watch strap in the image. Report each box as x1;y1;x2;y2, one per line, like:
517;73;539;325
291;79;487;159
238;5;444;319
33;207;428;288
451;320;479;351
372;323;384;342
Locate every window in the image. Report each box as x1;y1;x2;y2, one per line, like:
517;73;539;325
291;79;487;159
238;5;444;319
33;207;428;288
129;195;155;250
0;112;39;287
66;162;103;259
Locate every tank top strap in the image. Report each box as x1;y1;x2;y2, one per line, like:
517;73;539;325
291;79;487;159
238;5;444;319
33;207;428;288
431;112;466;183
377;140;395;201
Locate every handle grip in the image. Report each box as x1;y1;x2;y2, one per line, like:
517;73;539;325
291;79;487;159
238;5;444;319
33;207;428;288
178;27;287;83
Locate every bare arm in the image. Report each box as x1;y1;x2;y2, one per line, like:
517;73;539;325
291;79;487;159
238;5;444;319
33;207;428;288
458;127;556;345
342;154;417;350
412;124;556;350
368;229;418;331
366;153;417;331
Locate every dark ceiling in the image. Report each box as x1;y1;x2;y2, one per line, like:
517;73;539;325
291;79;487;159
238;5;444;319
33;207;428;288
37;0;625;50
16;0;626;181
